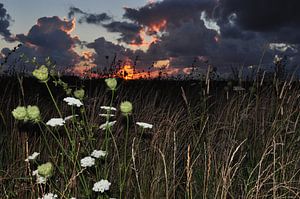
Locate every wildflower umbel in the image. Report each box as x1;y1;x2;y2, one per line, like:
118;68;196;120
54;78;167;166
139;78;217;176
91;150;107;158
105;78;117;90
38;162;54;177
27;105;41;122
92;179;111;193
73;89;85;100
12;106;28;121
38;193;58;199
80;156;95;167
46;118;65;127
136;122;153;129
32;65;49;82
100;106;117;111
120;101;133;115
99;121;116;130
25;152;40;162
63;97;83;107
32;170;47;184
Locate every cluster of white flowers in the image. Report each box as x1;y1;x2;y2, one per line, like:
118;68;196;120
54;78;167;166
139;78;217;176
46;118;65;127
25;152;40;162
32;170;47;184
136;122;153;129
92;179;111;193
38;193;57;199
63;97;83;107
99;113;115;117
80;156;95;167
91;150;107;158
99;121;116;130
100;106;117;111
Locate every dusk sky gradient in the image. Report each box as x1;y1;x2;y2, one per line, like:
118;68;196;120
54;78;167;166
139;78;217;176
0;0;299;78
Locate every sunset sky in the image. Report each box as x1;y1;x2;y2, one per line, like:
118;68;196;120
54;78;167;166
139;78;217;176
0;0;299;77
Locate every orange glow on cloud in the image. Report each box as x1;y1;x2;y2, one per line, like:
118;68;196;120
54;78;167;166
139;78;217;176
148;19;167;33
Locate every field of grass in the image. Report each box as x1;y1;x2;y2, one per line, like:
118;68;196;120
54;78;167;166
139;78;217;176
1;73;300;199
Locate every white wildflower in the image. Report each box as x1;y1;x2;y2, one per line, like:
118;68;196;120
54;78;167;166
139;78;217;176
100;106;117;111
99;121;116;130
91;150;107;158
38;193;58;199
63;97;83;107
92;179;111;193
64;114;78;121
32;170;47;184
46;118;65;127
136;122;153;129
70;197;76;199
80;156;95;167
25;152;40;162
99;113;115;117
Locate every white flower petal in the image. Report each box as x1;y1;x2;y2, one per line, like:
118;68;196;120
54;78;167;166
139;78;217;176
99;121;116;130
100;106;117;111
46;118;65;127
91;150;107;158
25;152;40;162
92;179;111;193
136;122;153;129
63;97;83;107
80;156;95;167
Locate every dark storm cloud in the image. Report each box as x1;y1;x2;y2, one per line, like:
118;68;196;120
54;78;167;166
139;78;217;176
68;6;111;24
123;0;214;27
103;21;143;45
7;16;81;71
0;3;13;41
86;37;135;67
214;0;300;44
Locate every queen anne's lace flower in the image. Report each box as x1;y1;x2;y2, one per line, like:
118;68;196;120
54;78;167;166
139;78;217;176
46;118;65;127
64;115;78;121
92;179;111;193
91;150;107;158
99;113;115;117
25;152;40;162
63;97;83;107
105;78;117;90
120;101;133;115
136;122;153;129
99;121;116;130
80;156;95;167
38;193;58;199
100;106;117;111
32;170;46;184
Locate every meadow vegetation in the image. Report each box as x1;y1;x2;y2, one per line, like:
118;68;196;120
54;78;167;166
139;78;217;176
1;58;300;199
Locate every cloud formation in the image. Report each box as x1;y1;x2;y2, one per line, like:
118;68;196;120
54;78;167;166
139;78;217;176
2;16;81;72
0;3;13;41
68;6;111;24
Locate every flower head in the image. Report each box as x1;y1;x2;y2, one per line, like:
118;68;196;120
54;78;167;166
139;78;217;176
92;179;111;193
25;152;40;162
27;105;41;122
99;113;115;117
99;121;116;130
38;162;54;177
80;156;95;167
136;122;153;129
64;114;78;121
91;150;107;158
63;97;83;107
74;89;85;100
46;118;65;127
38;193;58;199
32;65;49;82
12;106;28;121
105;78;117;90
120;101;133;115
100;106;117;111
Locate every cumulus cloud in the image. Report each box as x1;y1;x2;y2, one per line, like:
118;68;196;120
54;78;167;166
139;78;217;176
2;16;81;72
